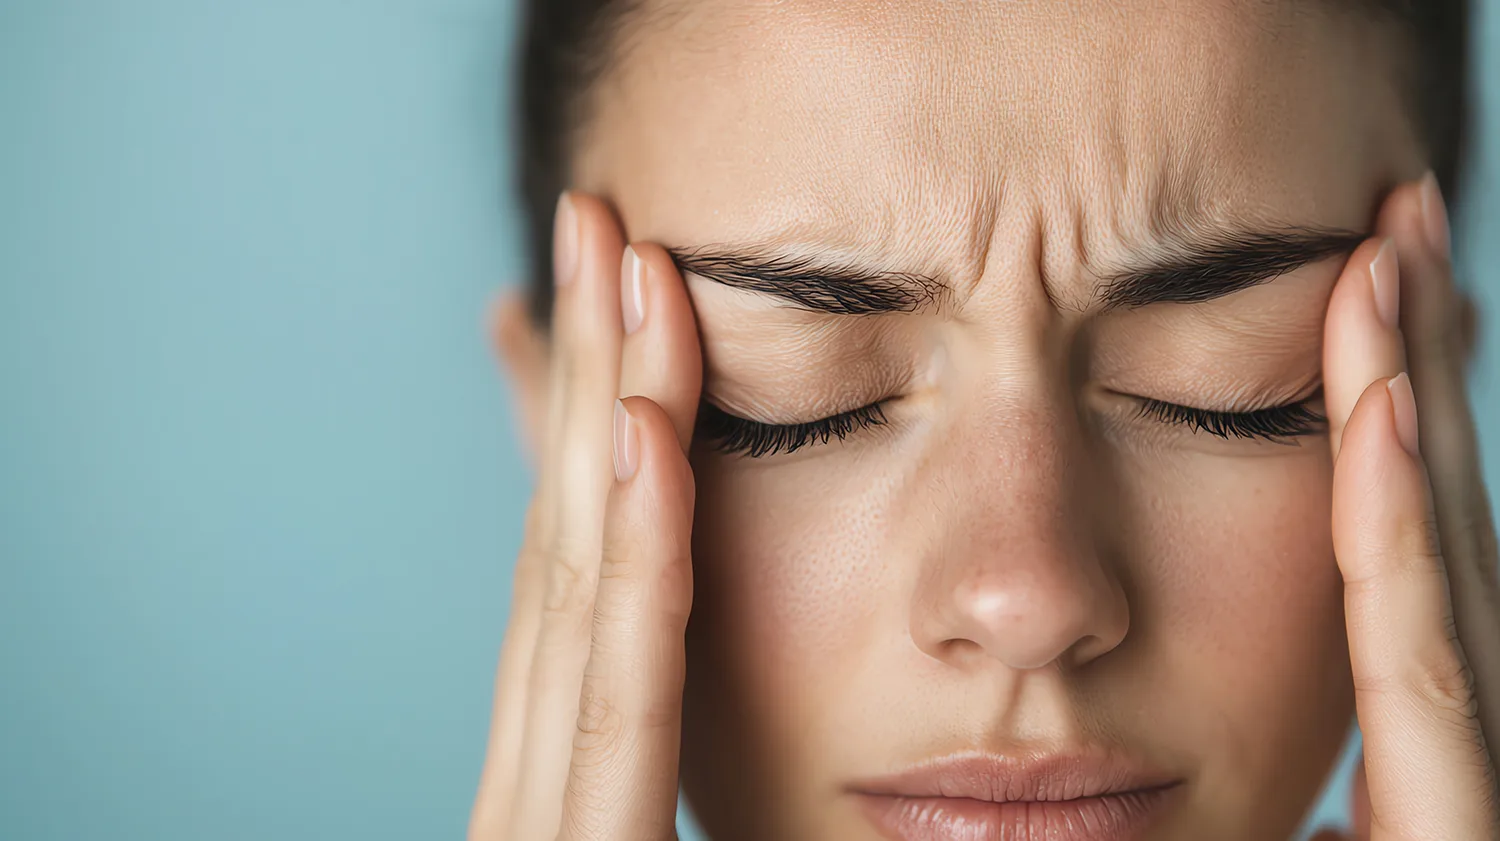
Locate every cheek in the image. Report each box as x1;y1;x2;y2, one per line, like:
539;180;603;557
1129;446;1353;826
1142;448;1346;687
681;453;901;829
688;455;895;689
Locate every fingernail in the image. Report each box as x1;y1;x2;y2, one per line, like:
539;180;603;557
1369;238;1400;330
1387;373;1420;459
553;193;578;287
612;399;638;481
1419;171;1452;261
621;246;646;334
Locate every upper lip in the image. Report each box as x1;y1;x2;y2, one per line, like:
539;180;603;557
847;748;1182;803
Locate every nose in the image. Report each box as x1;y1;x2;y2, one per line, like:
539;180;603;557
911;411;1130;672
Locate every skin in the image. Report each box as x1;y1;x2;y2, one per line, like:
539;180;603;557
470;2;1500;839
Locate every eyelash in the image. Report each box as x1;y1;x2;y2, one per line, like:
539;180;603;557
1134;394;1327;442
697;402;889;458
699;394;1326;458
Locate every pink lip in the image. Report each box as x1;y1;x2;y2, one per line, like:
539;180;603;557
849;751;1184;841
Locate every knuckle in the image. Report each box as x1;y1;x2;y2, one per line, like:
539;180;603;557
598;528;646;583
1413;640;1482;721
511;507;552;598
540;538;599;622
599;522;694;629
571;682;628;768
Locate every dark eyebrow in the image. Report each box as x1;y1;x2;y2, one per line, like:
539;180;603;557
1096;226;1366;310
669;225;1366;316
668;247;943;315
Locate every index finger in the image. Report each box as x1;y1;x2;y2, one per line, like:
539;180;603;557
1333;374;1499;838
558;396;694;841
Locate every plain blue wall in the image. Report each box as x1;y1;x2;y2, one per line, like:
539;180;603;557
1;3;1495;839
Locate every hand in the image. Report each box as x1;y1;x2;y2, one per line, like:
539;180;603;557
468;193;704;840
1316;174;1500;840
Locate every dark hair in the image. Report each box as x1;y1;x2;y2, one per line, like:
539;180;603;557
513;1;1472;323
515;0;640;325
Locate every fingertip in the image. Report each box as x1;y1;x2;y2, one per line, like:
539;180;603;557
1372;178;1426;244
1333;373;1443;585
1375;176;1455;331
1387;372;1420;460
617;395;697;502
1335;375;1404;474
1418;170;1452;262
548;192;629;352
612;398;639;483
568;192;629;298
618;242;704;450
621;245;646;335
608;395;696;618
1332;378;1399;572
1323;236;1407;457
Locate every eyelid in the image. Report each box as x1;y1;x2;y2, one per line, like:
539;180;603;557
697;400;889;458
701;384;1325;457
1136;391;1327;442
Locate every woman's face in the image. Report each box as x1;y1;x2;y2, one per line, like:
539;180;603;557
562;1;1425;838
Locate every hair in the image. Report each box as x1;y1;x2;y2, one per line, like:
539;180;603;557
512;0;1472;323
514;0;642;325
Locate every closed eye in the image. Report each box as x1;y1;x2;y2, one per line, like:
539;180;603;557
696;401;888;458
696;392;1327;458
1136;393;1326;442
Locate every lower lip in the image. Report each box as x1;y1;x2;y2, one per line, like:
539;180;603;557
855;784;1183;841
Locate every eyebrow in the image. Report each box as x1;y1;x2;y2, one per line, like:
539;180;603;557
669;226;1366;315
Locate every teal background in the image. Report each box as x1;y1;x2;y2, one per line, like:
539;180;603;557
0;2;1494;839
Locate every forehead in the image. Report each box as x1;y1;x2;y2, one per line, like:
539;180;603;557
577;0;1414;277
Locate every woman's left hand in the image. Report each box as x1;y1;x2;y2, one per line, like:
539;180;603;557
1315;173;1500;840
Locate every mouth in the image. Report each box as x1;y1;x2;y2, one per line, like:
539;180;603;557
847;750;1185;841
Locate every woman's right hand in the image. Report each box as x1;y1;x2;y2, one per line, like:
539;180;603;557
468;193;705;841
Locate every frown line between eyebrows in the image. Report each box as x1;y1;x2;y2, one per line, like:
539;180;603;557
668;225;1367;317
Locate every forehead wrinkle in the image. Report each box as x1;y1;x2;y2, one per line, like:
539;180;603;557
1029;6;1384;304
584;0;1414;315
584;0;1018;273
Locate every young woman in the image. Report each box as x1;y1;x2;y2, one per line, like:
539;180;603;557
471;2;1498;839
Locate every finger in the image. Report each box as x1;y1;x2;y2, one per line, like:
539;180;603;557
1333;374;1499;838
1380;176;1495;578
469;505;552;841
1324;237;1406;460
619;243;703;451
1379;175;1500;753
471;196;597;839
471;289;567;834
509;192;630;841
559;396;694;841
